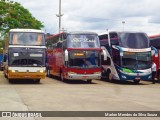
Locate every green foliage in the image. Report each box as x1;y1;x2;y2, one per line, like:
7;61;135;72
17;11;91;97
0;40;4;53
0;0;44;37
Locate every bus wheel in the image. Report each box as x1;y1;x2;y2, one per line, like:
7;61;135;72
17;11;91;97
34;79;40;83
107;71;112;82
87;79;92;83
134;80;140;84
47;69;51;77
60;72;64;82
8;79;14;83
158;74;160;83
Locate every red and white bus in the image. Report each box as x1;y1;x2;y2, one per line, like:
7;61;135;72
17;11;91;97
149;34;160;82
45;31;107;83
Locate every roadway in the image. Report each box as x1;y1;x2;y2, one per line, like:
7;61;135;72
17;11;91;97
0;71;159;120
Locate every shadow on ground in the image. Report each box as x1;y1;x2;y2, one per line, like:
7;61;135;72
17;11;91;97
7;79;41;84
48;75;97;84
100;78;151;85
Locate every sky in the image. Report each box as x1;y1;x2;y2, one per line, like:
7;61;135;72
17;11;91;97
13;0;160;35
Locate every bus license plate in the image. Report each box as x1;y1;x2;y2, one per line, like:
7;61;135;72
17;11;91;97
25;76;31;78
135;77;140;80
83;76;88;79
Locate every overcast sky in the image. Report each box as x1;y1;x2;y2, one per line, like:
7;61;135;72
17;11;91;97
13;0;160;35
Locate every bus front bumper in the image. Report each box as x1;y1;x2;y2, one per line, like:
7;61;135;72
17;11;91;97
8;72;46;79
66;73;101;80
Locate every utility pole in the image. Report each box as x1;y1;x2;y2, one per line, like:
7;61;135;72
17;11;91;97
56;0;63;33
122;21;125;31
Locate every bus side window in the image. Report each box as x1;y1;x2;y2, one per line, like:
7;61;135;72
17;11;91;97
101;56;111;65
63;40;67;49
12;34;18;44
112;48;121;66
106;57;111;65
62;34;67;40
37;34;42;45
57;42;62;48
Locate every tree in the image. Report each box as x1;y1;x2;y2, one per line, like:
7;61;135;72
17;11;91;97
0;0;44;37
0;40;4;53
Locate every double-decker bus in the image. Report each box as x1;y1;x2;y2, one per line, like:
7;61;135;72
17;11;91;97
45;31;107;83
99;31;157;84
3;29;46;83
149;34;160;82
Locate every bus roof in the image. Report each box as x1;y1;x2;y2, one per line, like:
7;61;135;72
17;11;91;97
67;31;98;35
45;32;64;40
45;31;98;40
9;29;44;33
149;34;160;38
98;31;146;36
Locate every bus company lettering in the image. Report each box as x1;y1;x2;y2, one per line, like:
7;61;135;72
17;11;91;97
72;38;95;42
127;48;147;52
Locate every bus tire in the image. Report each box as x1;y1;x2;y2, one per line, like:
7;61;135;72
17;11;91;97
87;79;92;83
47;69;51;77
106;70;112;82
8;79;13;83
101;70;107;80
158;71;160;82
134;80;140;84
34;79;40;83
60;71;65;82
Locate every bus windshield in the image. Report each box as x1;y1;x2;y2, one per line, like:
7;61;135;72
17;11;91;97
9;48;45;67
68;50;100;68
119;33;149;48
122;52;151;70
67;34;100;48
9;32;45;45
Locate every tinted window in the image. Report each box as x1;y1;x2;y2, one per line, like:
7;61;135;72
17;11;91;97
9;32;45;45
150;38;160;49
119;33;149;48
8;48;45;67
67;34;100;48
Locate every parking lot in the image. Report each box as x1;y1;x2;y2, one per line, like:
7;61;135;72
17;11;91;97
0;71;160;120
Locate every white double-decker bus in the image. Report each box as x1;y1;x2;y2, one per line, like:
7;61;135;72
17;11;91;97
99;31;157;84
4;29;46;83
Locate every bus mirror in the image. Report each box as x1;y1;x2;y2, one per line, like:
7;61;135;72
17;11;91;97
102;49;107;60
120;52;123;56
151;50;158;57
65;49;68;61
101;46;107;60
63;41;67;49
151;50;155;56
114;45;123;56
151;46;158;57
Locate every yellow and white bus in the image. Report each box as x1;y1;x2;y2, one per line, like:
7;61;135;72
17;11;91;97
4;29;46;83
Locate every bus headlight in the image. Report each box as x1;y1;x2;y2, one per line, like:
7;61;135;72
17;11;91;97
148;75;151;79
121;75;126;79
12;70;16;73
38;70;44;73
68;72;77;74
94;72;101;74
